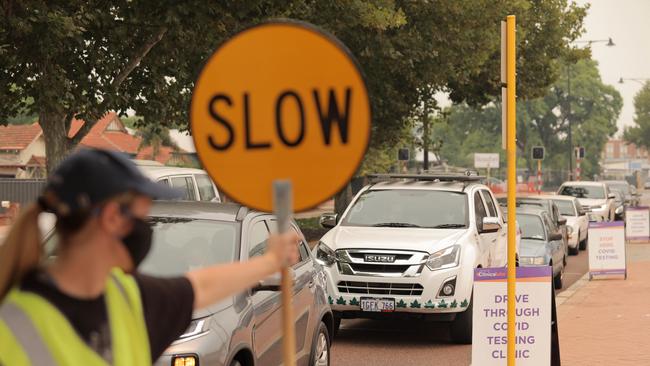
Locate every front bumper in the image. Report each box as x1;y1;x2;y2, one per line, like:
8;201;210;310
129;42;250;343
322;262;473;315
589;207;609;220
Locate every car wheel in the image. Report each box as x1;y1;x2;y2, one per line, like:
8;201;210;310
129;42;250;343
332;312;342;338
553;267;563;290
450;295;473;344
569;232;580;255
310;322;331;366
579;236;587;251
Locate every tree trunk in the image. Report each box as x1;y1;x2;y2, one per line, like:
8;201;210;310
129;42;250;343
334;183;352;217
422;118;430;171
39;111;71;174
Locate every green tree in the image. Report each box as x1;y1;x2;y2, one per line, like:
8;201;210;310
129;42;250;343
0;1;308;171
1;1;586;176
623;82;650;150
436;59;622;180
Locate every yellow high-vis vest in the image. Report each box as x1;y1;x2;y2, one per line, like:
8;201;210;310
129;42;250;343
0;268;151;365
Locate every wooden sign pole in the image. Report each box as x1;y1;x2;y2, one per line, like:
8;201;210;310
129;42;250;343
273;180;296;366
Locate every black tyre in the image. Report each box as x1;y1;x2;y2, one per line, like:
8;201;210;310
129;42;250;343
553;268;563;290
450;296;473;344
309;322;331;366
332;312;342;338
569;235;580;256
579;236;588;251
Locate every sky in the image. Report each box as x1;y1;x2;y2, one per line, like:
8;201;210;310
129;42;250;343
576;0;650;133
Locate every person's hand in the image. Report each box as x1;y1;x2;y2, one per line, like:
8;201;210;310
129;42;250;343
266;231;301;269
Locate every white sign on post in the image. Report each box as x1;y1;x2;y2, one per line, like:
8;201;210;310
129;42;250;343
472;267;552;365
625;206;649;241
588;221;627;279
474;153;500;169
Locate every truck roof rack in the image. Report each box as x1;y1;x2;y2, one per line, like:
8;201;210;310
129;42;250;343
367;171;485;183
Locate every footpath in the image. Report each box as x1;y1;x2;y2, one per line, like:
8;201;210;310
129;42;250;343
557;241;650;364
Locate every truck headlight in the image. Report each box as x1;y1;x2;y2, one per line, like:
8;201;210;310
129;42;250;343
520;256;546;265
426;245;460;271
315;241;336;266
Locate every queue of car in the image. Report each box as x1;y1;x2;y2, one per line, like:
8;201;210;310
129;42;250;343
38;166;639;365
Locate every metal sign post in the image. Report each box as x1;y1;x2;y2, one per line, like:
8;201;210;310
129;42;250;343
273;181;296;366
505;15;517;366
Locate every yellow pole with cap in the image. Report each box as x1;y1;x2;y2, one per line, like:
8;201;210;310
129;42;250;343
506;15;517;366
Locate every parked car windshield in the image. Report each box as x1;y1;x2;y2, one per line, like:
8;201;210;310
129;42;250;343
608;182;630;195
517;214;546;241
342;189;468;229
140;218;238;277
559;185;606;199
552;200;576;216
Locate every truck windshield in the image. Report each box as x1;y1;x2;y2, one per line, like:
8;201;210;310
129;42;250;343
342;190;468;229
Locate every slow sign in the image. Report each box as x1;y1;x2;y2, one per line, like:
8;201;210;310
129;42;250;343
190;21;371;212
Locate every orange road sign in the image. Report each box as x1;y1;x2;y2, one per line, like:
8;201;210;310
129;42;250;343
190;21;371;213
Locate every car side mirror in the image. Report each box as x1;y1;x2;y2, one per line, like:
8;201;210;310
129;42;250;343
319;213;338;229
558;217;567;226
549;232;563;241
480;217;501;234
608;193;616;199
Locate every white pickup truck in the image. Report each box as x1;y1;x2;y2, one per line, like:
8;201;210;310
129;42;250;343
315;173;520;344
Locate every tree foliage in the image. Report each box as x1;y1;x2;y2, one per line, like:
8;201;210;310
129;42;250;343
436;59;622;180
1;0;587;173
623;82;650;150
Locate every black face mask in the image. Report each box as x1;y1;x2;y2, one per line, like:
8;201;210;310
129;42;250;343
121;217;153;268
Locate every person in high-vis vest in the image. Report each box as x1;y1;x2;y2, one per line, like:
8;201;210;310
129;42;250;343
0;148;299;365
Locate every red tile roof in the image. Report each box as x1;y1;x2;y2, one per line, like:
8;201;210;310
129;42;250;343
26;155;46;167
135;145;174;164
3;112;175;160
0;123;42;150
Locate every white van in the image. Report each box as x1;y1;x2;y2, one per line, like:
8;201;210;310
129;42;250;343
135;162;221;202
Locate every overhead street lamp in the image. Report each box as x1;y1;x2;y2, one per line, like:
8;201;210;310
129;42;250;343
619;77;650;86
566;38;615;180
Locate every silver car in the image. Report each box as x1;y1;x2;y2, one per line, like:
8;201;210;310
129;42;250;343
144;202;333;366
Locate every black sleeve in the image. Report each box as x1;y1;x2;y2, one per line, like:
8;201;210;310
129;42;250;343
134;273;195;361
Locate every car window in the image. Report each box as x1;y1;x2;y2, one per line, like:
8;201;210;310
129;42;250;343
248;220;270;258
480;190;498;217
267;219;307;265
140;218;238;277
299;242;310;262
553;200;576;216
474;191;488;229
157;178;170;186
542;214;557;238
516;214;545;240
195;174;216;201
559;185;605;199
171;176;197;200
342;190;468;229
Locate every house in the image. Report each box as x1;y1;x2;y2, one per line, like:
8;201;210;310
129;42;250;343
0;112;182;177
601;139;650;179
0;123;46;178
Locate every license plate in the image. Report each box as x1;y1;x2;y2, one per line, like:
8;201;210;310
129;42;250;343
360;298;395;312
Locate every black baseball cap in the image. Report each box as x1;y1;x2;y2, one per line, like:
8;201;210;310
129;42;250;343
41;148;182;215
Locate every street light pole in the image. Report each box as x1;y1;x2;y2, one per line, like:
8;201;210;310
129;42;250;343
619;77;650;86
566;37;614;181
